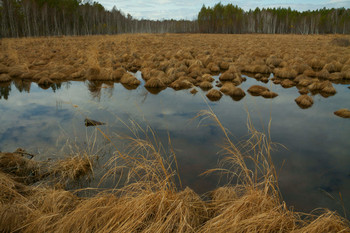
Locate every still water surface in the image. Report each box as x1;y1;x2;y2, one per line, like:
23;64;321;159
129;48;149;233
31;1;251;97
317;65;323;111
0;73;349;216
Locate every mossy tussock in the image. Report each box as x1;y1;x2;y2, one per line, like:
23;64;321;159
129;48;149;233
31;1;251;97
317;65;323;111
334;108;350;118
1;34;350;103
220;82;246;98
120;73;141;86
206;89;223;101
0;74;11;82
295;95;314;109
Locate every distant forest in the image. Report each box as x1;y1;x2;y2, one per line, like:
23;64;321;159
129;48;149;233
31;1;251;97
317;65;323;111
0;0;197;37
198;3;350;34
1;0;350;37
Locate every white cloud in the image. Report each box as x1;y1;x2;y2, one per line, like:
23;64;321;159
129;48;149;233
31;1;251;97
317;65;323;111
98;0;350;20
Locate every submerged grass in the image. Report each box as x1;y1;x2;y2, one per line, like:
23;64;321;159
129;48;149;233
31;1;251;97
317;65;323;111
0;109;349;232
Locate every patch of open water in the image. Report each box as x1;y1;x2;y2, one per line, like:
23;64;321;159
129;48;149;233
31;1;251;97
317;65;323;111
0;73;349;217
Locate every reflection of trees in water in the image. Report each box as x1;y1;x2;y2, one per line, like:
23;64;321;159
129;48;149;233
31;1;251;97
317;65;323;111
64;82;72;90
13;79;31;93
51;82;62;92
0;83;11;100
87;81;114;101
37;82;62;92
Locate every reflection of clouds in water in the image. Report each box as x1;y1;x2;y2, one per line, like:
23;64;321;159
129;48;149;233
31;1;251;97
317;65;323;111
0;77;349;215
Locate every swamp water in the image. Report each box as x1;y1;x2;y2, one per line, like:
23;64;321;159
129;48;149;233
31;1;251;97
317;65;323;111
0;72;349;217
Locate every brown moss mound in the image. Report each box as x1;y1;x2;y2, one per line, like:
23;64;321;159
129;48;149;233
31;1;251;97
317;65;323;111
190;88;198;95
219;61;230;70
0;74;11;82
308;80;336;94
329;72;343;81
144;77;166;89
298;87;309;95
266;55;283;67
334;109;350;118
219;71;235;81
261;91;278;98
244;64;271;74
201;74;215;82
308;58;326;70
112;67;126;81
274;67;298;79
247;85;270;96
342;70;350;79
120;73;141;86
295;95;313;109
331;38;350;47
297;77;314;87
292;63;311;74
207;62;220;72
86;66;101;79
281;79;295;88
206;89;222;101
170;79;193;90
199;81;213;90
220;83;245;98
320;81;337;94
303;69;316;77
316;69;330;79
324;61;343;73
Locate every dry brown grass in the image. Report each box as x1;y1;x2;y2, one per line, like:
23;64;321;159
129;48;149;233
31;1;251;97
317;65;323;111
49;153;94;186
0;152;41;184
331;38;350;47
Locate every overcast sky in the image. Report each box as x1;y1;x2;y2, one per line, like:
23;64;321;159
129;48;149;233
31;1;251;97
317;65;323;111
96;0;350;20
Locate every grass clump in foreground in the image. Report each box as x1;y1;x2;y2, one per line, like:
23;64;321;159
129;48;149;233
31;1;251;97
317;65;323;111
0;111;349;232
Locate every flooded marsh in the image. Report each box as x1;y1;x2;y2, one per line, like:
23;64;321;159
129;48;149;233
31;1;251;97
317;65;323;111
0;34;350;231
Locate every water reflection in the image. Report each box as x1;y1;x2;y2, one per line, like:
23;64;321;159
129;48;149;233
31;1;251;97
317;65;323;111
0;75;349;218
0;82;11;100
13;79;31;93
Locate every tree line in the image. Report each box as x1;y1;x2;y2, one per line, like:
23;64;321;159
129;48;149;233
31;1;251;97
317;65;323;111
0;0;349;37
198;3;350;34
0;0;197;37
